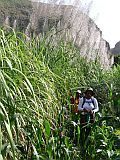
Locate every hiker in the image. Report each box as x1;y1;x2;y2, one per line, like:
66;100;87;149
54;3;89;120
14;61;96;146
73;90;81;113
78;88;99;144
67;89;82;143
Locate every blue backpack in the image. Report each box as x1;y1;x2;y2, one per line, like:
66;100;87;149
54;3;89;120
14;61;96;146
82;97;95;110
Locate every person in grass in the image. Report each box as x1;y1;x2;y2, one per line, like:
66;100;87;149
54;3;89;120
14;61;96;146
67;90;74;105
78;88;99;144
73;89;82;113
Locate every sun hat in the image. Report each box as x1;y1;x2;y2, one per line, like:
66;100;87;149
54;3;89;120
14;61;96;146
76;90;81;94
85;87;94;95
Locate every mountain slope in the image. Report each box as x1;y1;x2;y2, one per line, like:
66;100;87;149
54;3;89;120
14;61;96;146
0;0;114;68
111;41;120;55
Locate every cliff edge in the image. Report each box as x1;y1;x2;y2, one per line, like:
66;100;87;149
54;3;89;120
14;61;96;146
0;0;114;68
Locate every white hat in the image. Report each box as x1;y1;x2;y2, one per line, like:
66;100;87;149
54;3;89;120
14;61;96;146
76;90;81;94
85;87;94;95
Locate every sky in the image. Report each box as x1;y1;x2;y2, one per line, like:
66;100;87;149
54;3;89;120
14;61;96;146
80;0;120;48
32;0;120;48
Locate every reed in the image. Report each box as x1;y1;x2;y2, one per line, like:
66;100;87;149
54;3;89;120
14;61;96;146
0;29;119;159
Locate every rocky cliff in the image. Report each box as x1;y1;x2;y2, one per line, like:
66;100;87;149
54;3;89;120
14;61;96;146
0;0;32;31
0;0;114;68
111;41;120;55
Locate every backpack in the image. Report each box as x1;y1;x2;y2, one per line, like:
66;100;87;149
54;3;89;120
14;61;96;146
81;97;95;123
81;97;95;110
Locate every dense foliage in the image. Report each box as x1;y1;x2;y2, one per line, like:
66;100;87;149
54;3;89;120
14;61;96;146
0;29;120;160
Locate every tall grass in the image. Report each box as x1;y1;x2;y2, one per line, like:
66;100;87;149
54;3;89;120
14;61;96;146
0;29;120;159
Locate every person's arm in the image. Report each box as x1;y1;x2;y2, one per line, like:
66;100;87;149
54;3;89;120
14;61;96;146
93;98;99;113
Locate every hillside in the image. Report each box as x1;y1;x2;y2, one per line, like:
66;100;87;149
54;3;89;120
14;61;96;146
0;0;114;68
0;0;32;31
111;41;120;55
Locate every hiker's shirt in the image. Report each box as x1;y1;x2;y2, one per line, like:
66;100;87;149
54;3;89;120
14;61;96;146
78;97;99;115
73;98;80;113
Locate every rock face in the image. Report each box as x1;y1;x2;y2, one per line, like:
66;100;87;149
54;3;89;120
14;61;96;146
0;0;32;31
111;41;120;55
0;0;114;68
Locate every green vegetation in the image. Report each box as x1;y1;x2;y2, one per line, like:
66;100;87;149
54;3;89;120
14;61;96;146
0;29;120;159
